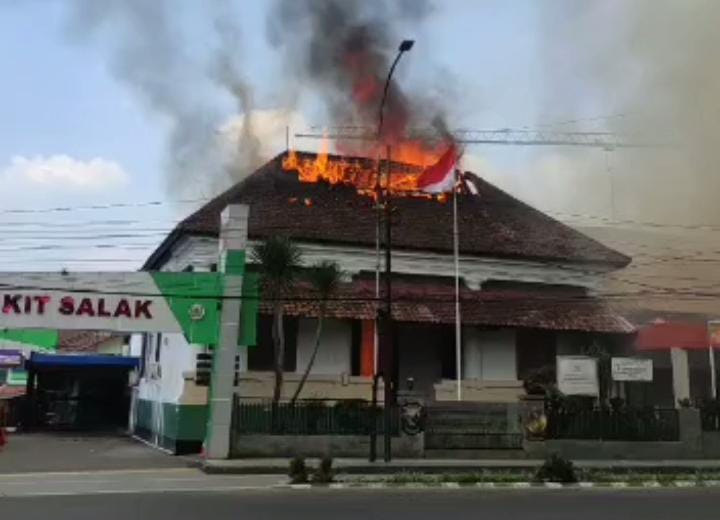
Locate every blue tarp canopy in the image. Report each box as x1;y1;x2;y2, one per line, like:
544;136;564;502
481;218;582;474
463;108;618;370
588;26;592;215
28;353;139;369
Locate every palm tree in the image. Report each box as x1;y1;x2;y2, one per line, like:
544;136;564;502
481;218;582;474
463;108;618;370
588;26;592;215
290;261;343;404
251;236;302;404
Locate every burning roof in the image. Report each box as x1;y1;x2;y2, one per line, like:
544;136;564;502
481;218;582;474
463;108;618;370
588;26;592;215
145;150;630;270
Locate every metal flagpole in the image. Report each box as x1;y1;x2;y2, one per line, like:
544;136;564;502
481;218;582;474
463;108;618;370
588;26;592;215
453;169;462;401
374;166;381;376
709;321;718;399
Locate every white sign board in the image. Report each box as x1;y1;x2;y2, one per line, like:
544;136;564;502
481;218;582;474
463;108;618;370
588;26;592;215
611;357;653;382
557;356;599;396
0;272;222;344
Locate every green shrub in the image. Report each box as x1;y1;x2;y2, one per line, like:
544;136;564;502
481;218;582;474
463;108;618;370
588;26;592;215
289;456;308;484
534;454;578;483
312;456;334;484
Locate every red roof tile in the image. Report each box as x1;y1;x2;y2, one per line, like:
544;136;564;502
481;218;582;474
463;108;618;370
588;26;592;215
144;151;630;269
0;385;25;400
259;280;634;334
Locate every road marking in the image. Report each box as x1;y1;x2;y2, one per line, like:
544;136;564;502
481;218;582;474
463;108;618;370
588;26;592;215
3;485;279;498
0;468;193;479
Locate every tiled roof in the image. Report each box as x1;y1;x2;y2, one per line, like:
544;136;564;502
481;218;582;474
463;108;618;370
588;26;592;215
144;151;630;269
0;385;25;400
58;331;118;354
259;280;635;334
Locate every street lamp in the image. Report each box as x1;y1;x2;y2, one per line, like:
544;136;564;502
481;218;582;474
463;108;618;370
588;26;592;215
376;39;413;464
378;40;415;138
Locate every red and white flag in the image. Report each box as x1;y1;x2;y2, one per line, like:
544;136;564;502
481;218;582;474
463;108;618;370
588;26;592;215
417;144;460;193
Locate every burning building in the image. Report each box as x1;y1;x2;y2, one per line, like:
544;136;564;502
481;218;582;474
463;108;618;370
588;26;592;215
132;148;634;453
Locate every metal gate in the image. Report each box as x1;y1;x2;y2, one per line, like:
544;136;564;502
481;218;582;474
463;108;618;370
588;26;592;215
424;402;523;450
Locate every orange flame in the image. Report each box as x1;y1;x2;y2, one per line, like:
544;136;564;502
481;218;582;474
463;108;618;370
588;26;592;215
282;140;450;200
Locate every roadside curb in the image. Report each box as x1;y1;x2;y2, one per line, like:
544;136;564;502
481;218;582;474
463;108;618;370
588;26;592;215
281;480;720;490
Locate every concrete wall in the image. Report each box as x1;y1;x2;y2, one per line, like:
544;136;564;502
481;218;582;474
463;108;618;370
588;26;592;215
236;372;376;401
132;332;209;453
231;433;423;458
164;236;609;292
296;318;351;376
702;432;720;458
132;396;207;454
137;332;200;404
434;379;525;403
463;328;517;381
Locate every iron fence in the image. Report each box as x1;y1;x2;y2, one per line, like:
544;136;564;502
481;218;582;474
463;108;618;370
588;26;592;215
545;408;679;441
232;398;399;436
700;402;720;432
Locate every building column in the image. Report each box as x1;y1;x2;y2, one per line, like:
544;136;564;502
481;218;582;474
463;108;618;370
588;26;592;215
360;320;375;377
205;204;249;460
670;347;691;406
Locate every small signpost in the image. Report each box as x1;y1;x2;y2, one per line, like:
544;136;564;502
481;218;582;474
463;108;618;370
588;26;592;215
556;356;599;396
611;357;653;382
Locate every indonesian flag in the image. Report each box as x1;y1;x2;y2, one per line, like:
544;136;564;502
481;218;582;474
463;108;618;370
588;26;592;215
417;144;459;193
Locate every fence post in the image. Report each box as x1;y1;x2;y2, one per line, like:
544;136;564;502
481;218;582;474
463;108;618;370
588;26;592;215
678;407;702;455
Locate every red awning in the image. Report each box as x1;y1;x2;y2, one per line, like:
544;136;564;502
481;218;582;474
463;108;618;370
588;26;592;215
635;322;714;351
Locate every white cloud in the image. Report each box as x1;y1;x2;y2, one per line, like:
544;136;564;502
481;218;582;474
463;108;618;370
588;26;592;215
1;155;128;190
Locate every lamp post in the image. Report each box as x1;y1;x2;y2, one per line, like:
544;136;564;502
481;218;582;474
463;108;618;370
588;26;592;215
377;39;413;463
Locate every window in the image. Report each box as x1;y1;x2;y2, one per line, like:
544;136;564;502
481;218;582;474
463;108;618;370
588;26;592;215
247;315;298;371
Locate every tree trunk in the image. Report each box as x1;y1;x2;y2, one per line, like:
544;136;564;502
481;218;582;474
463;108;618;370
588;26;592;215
290;310;325;404
272;302;285;405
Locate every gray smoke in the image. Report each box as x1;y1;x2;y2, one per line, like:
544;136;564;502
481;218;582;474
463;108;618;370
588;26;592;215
535;1;720;312
66;0;261;198
267;0;440;156
538;0;720;227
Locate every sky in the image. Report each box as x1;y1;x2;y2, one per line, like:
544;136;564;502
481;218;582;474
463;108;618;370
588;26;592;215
0;0;716;283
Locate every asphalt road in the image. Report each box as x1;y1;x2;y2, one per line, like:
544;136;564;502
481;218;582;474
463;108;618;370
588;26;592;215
3;488;720;520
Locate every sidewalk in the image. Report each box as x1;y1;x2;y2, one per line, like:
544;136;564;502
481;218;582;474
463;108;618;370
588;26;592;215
0;432;195;474
202;457;720;475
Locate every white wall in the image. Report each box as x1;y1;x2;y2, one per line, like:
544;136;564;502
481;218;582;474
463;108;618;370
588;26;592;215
296;318;351;375
129;334;144;357
463;328;517;381
162;236;608;292
137;332;198;404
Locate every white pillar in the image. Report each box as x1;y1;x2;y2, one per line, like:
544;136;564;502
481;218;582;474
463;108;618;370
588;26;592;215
670;347;690;407
205;204;249;459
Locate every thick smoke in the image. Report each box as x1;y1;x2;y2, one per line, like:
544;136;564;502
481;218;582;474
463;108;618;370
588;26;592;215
536;1;720;314
538;0;720;227
267;0;441;158
67;0;262;198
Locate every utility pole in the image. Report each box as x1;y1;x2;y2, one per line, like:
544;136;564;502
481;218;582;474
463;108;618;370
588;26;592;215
377;40;414;463
382;144;393;462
